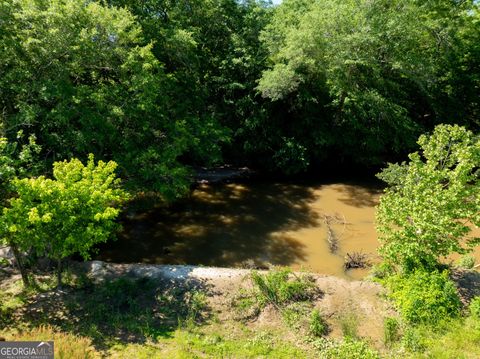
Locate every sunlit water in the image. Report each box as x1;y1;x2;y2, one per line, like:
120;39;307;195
97;181;385;279
97;180;480;279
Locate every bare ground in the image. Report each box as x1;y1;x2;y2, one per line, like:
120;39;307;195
79;261;396;346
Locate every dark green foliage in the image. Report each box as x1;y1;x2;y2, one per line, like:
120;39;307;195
2;0;480;190
0;133;42;205
0;0;229;200
385;270;461;324
255;0;480;172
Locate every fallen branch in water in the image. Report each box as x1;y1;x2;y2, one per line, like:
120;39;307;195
344;252;370;270
326;223;339;253
322;213;348;253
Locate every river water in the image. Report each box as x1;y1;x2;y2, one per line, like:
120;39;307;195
97;180;385;279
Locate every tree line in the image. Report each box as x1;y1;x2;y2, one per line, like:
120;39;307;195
1;0;478;199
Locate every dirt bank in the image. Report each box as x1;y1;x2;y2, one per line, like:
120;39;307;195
81;261;395;345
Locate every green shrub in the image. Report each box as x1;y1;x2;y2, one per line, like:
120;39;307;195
469;296;480;319
386;270;461;324
309;309;328;337
250;268;317;307
457;255;476;269
383;317;400;347
401;326;426;352
370;262;395;280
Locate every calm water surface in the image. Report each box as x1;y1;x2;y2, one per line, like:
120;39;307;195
98;180;386;279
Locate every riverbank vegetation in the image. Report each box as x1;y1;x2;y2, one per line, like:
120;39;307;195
1;0;479;198
1;0;480;357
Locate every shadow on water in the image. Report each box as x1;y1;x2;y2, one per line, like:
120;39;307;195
97;182;321;268
335;181;384;208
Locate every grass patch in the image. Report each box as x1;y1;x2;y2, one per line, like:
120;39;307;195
339;312;359;339
310;337;380;359
61;277;210;345
109;327;309;359
1;273;211;350
400;317;480;358
250;267;319;308
383;317;400;348
2;325;99;359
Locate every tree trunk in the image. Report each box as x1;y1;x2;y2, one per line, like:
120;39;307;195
10;242;30;287
56;258;62;289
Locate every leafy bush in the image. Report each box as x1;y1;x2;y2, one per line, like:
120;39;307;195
250;268;317;307
370;262;395;280
311;337;380;359
386;270;461;324
457;255;476;269
309;309;328;337
5;326;99;359
383;317;400;347
469;296;480;319
401;326;426;352
0;154;128;286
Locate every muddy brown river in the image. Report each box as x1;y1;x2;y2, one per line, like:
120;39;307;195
97;180;384;279
97;179;480;279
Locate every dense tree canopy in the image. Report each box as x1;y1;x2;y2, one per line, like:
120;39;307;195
0;0;229;199
256;0;480;171
0;0;479;193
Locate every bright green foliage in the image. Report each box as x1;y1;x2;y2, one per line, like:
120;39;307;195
469;296;480;319
250;268;317;307
309;309;328;337
0;132;41;205
399;316;480;357
311;337;380;359
376;124;480;269
385;270;461;324
0;155;128;264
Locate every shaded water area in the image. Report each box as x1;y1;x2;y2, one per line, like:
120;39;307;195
97;180;384;279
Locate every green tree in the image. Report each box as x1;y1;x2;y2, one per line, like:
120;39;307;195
256;0;479;172
0;133;41;286
376;124;480;270
0;0;227;200
0;155;128;287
